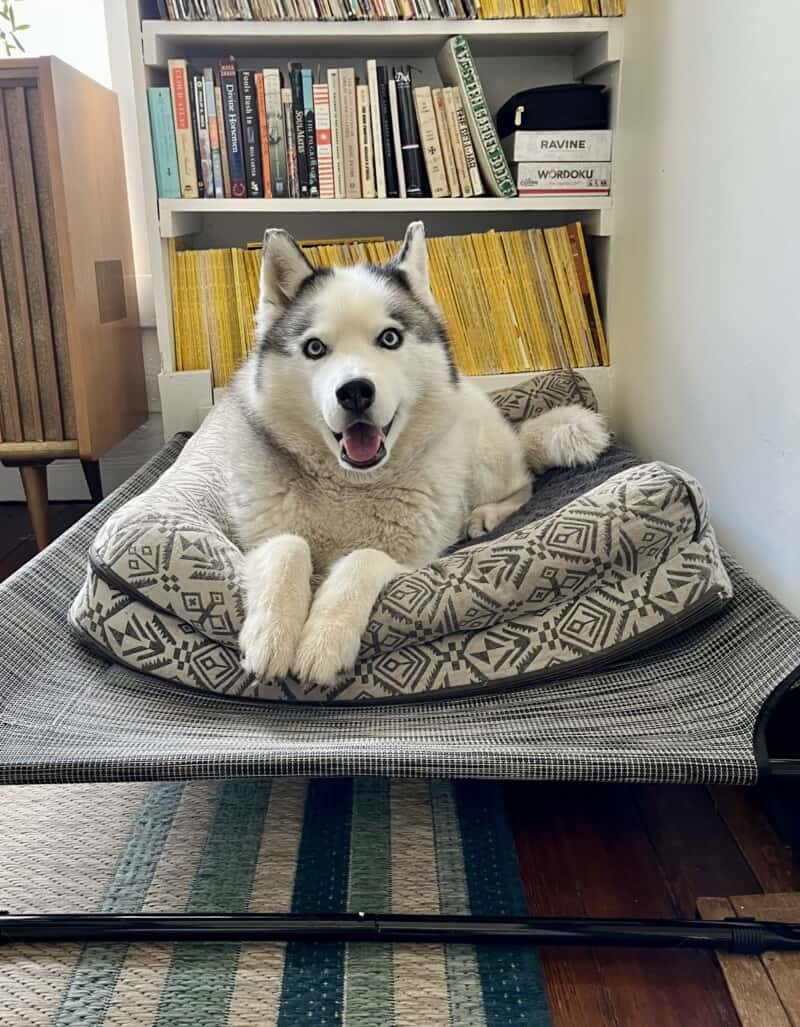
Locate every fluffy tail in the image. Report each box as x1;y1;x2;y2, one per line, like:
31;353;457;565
518;404;610;475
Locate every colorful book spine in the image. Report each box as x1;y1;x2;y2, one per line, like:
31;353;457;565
413;86;449;198
339;68;361;199
432;86;460;198
289;64;308;197
327;69;346;200
452;88;483;196
215;84;232;197
436;36;516;198
203;70;225;198
192;74;213;198
254;71;273;198
366;60;386;199
301;68;319;199
356;83;376;200
218;58;247;197
443;87;472;197
388;78;406;199
281;86;300;199
187;74;205;197
264;69;288;198
147;87;181;199
394;67;425;199
313;83;334;200
167;59;199;198
239;69;263;198
376;65;398;198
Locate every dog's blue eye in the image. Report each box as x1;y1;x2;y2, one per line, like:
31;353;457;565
377;328;402;350
303;338;328;360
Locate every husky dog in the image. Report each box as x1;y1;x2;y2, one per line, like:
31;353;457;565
229;222;609;687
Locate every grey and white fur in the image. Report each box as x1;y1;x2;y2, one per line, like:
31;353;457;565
229;221;610;687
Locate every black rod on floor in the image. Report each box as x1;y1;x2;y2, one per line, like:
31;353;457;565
2;913;799;953
767;758;800;777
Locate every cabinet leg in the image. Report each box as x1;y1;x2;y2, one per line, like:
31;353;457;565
19;464;50;551
81;459;103;503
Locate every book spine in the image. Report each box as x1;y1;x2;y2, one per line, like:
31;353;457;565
302;69;320;198
453;89;483;196
167;61;198;197
388;79;407;199
366;60;386;199
502;130;613;163
376;66;398;198
413;87;449;198
356;83;376;200
218;58;247;197
432;87;460;198
436;36;516;198
214;84;232;197
395;67;425;198
327;69;346;199
339;68;361;199
313;83;335;199
264;69;288;198
239;69;263;197
443;87;472;197
290;64;309;197
254;71;273;198
514;162;611;193
187;74;205;196
147;87;182;199
281;86;300;199
193;74;213;197
203;70;225;198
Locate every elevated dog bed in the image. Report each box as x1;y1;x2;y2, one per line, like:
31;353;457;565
69;373;732;703
1;374;799;786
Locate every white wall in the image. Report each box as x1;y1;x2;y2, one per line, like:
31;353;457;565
609;0;800;614
15;0;111;86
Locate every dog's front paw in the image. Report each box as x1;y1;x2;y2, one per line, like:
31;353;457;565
291;615;361;688
465;503;507;540
239;610;304;681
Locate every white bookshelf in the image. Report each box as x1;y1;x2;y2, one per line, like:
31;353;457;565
124;1;622;437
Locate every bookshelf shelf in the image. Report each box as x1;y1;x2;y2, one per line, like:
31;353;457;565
158;196;614;238
143;18;622;70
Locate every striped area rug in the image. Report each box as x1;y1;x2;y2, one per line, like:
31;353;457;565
1;779;552;1026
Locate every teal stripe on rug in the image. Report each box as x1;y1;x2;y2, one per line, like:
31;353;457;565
154;780;272;1027
344;778;393;1027
53;782;184;1027
454;781;552;1027
277;778;354;1027
430;780;488;1027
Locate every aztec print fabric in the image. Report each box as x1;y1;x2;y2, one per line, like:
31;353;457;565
1;777;551;1027
69;371;733;702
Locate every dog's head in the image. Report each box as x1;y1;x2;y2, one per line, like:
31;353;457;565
246;222;459;474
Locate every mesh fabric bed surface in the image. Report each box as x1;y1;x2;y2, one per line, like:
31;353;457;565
1;434;799;786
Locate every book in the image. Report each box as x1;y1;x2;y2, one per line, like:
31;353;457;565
514;162;611;193
413;87;449;198
167;59;199;198
264;69;288;198
339;68;361;199
156;0;625;18
432;86;460;198
366;60;386;199
502;130;613;163
356;83;376;200
387;79;407;199
281;86;300;199
203;70;225;198
238;69;263;197
301;68;320;198
147;87;181;199
436;36;516;198
187;73;205;197
289;64;309;197
327;69;346;199
452;88;483;196
376;66;399;198
191;75;213;198
215;84;232;197
394;67;425;198
313;83;335;200
254;71;273;198
218;58;247;197
442;86;472;197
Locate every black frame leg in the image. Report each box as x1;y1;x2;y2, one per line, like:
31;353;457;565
81;460;103;504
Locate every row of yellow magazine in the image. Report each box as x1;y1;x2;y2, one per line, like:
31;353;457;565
169;222;608;386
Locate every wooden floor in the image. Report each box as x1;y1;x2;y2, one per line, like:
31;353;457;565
3;500;799;1026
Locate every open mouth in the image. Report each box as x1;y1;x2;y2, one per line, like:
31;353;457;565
333;418;394;469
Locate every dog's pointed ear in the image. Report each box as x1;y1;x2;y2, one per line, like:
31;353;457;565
259;229;315;315
391;221;432;300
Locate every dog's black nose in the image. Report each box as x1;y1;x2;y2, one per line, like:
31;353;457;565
336;378;375;413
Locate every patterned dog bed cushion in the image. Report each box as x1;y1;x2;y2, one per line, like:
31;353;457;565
69;371;733;703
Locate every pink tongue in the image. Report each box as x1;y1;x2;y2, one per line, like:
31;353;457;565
342;422;383;463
